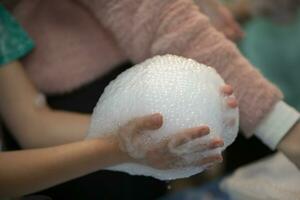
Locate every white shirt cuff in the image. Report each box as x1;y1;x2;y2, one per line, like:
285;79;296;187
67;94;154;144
255;101;300;150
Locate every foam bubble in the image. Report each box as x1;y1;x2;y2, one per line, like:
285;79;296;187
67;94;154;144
87;54;239;180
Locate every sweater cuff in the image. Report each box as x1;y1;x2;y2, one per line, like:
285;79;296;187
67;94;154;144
255;101;300;150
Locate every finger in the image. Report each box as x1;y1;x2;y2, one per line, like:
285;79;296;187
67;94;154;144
169;126;210;149
174;137;224;155
130;113;163;132
221;84;233;96
206;138;224;150
197;154;223;166
190;137;224;153
226;97;238;108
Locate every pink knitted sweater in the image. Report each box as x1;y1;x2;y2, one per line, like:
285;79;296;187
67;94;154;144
14;0;282;136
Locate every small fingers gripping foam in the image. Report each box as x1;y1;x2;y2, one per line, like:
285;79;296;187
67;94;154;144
87;55;239;180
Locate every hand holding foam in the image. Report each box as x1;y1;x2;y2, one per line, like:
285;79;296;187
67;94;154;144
87;55;239;180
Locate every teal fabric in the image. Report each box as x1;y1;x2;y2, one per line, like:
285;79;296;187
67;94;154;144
0;4;34;66
239;11;300;110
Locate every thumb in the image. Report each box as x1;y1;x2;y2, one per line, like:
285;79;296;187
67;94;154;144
133;113;163;132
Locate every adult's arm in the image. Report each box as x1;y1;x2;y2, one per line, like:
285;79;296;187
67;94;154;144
77;0;300;166
77;0;281;137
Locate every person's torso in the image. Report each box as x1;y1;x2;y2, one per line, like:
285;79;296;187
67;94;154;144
14;0;127;94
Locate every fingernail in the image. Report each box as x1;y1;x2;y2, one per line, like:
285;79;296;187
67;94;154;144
199;126;210;135
216;138;224;145
227;97;238;108
212;140;224;148
151;113;163;126
221;85;233;95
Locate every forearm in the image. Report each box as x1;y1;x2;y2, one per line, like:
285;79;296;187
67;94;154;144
0;138;128;197
0;61;90;148
78;0;282;136
23;108;90;148
278;121;300;168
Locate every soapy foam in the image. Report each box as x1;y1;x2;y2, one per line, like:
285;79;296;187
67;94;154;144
87;55;239;180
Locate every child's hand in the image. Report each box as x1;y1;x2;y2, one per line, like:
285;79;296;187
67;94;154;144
116;113;224;169
115;84;237;170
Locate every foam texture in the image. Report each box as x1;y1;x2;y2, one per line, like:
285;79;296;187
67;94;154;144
87;55;239;180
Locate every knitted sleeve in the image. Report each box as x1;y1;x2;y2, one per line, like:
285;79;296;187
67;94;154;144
78;0;283;136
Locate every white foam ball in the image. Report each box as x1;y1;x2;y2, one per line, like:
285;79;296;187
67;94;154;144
87;54;239;180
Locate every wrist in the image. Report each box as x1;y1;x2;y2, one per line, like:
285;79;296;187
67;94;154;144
278;121;300;167
278;121;300;150
95;136;132;164
255;101;300;150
